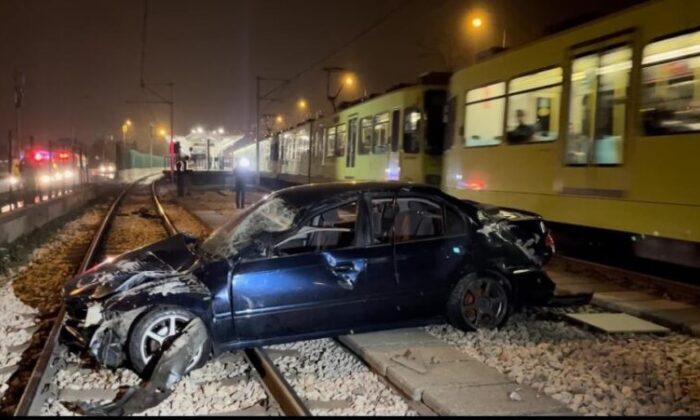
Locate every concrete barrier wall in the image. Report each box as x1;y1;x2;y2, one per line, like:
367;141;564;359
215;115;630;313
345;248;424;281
0;187;97;246
116;168;164;183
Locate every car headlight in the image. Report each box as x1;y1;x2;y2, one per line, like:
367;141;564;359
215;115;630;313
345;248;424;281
63;170;74;179
99;165;106;173
40;174;51;185
84;303;104;327
9;176;19;186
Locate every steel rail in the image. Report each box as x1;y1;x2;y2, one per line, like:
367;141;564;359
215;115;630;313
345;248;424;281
555;255;700;299
13;177;149;416
151;178;311;416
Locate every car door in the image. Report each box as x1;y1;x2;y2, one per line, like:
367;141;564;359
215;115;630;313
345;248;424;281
392;193;472;319
230;197;393;342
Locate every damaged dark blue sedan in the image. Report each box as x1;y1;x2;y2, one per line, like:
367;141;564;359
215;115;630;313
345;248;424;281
62;182;591;375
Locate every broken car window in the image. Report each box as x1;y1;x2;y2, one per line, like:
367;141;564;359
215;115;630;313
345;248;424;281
200;196;299;259
276;201;358;256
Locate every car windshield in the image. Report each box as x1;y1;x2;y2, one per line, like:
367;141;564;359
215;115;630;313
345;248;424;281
200;196;299;259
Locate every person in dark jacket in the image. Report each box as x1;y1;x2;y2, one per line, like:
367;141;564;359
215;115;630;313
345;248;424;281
233;158;250;209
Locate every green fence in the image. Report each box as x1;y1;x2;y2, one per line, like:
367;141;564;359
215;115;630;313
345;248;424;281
124;149;168;169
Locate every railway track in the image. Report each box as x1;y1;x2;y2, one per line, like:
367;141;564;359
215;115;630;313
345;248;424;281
11;175;311;416
12;176;700;416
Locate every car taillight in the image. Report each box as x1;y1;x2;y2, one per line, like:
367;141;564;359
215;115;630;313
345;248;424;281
545;232;556;254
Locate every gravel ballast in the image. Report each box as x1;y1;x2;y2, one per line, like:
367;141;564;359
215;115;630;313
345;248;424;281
43;351;268;416
267;339;417;416
425;307;700;416
0;203;108;408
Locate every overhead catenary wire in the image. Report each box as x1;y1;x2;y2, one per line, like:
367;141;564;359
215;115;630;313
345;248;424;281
261;0;418;103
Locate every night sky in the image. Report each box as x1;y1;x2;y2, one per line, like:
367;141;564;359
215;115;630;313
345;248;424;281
0;0;645;151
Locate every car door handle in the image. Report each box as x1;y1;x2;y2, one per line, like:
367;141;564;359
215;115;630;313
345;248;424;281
330;263;357;274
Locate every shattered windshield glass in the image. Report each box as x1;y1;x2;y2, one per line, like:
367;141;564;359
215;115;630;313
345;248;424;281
200;196;299;259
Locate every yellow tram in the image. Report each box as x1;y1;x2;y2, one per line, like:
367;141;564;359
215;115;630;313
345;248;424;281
235;72;449;187
442;0;700;267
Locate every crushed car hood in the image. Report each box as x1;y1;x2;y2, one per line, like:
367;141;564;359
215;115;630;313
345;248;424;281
65;233;199;301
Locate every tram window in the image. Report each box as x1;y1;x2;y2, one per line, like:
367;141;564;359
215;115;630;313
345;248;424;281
297;131;309;162
335;124;347;157
373;112;391;154
317;127;325;158
326;127;336;158
641;30;700;136
566;46;631;166
506;68;562;144
403;108;421;153
464;82;506;147
359;117;372;155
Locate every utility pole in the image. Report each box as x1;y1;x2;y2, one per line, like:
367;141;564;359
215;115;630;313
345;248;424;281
307;119;314;184
149;123;154;168
255;76;289;186
13;70;25;159
127;0;176;180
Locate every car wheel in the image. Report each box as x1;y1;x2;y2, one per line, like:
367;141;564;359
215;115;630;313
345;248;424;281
128;306;211;376
446;274;511;331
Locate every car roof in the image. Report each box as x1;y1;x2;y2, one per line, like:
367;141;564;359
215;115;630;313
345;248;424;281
273;181;442;207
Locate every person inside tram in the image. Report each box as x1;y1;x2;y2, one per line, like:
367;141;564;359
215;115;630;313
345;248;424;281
507;109;536;144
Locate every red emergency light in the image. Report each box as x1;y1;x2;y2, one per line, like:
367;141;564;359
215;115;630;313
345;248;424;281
55;150;72;161
30;149;50;163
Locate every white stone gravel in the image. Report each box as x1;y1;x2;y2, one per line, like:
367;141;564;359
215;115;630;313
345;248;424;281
267;338;417;416
0;206;106;402
424;306;700;416
42;351;268;416
0;284;38;397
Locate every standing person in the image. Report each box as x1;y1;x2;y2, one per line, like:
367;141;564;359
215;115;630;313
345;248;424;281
233;158;249;209
175;160;185;197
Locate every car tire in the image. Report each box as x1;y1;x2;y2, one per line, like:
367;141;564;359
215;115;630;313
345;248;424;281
128;306;211;376
446;273;511;332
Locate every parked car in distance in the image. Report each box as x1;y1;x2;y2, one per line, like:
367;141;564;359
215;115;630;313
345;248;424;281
62;182;592;375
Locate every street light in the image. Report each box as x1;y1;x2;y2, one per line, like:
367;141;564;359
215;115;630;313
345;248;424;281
466;11;507;60
218;127;225;135
275;115;284;125
297;98;308;111
159;128;167;137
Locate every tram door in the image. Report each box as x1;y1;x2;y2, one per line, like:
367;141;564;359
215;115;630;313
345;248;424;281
346;118;358;169
386;109;401;181
399;107;422;182
558;35;634;202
